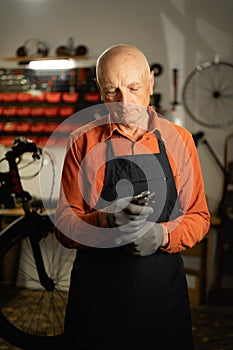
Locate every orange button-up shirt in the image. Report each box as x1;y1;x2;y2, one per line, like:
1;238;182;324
55;108;210;253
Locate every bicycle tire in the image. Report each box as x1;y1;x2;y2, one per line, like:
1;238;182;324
0;213;76;349
182;61;233;128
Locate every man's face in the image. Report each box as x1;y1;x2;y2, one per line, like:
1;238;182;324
97;54;154;126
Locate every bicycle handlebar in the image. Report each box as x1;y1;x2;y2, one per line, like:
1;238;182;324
0;137;42;208
5;137;42;165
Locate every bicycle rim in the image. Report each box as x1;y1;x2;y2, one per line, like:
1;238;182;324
182;61;233;128
0;216;76;349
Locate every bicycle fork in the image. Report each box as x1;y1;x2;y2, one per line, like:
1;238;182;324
28;214;55;292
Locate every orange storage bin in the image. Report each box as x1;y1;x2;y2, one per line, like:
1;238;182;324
27;136;38;144
3;122;18;132
17;92;32;103
59;106;75;118
45;92;61;103
30;123;45;133
62;92;79;103
17;123;31;132
0;136;15;146
44;123;59;133
31;92;45;102
2;92;18;102
84;92;100;103
45;137;57;146
44;107;58;117
37;137;49;147
58;123;72;134
17;107;31;116
31;107;45;117
3;107;17;116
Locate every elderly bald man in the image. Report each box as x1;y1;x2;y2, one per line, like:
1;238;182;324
55;44;210;349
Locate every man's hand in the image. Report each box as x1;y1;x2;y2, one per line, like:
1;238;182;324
129;222;164;256
103;196;154;232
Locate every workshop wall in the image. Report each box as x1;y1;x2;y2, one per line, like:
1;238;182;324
0;0;233;212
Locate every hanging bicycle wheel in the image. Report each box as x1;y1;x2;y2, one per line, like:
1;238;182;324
182;61;233;128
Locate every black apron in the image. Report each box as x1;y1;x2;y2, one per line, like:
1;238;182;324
64;131;194;349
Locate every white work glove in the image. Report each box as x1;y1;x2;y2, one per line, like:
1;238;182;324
104;196;154;233
129;221;164;256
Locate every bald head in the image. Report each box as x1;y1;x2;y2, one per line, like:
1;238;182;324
96;44;151;84
95;44;154;113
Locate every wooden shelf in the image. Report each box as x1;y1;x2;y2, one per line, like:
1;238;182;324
3;55;88;62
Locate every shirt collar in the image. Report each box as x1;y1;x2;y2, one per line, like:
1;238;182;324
101;106;160;142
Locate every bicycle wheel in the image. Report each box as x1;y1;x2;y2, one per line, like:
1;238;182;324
182;61;233;128
0;212;76;349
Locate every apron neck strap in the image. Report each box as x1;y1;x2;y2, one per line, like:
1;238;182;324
105;129;165;160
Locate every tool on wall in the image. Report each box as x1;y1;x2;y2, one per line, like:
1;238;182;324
192;131;226;176
171;67;179;111
150;63;163;112
150;63;163;77
16;38;49;57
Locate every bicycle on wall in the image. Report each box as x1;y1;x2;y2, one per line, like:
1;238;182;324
0;137;75;349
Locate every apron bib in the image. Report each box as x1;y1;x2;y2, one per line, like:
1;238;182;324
64;131;194;349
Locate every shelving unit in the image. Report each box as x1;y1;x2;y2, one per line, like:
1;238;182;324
0;61;101;146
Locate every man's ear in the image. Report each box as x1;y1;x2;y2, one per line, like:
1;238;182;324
94;78;103;101
149;70;155;95
94;78;100;92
